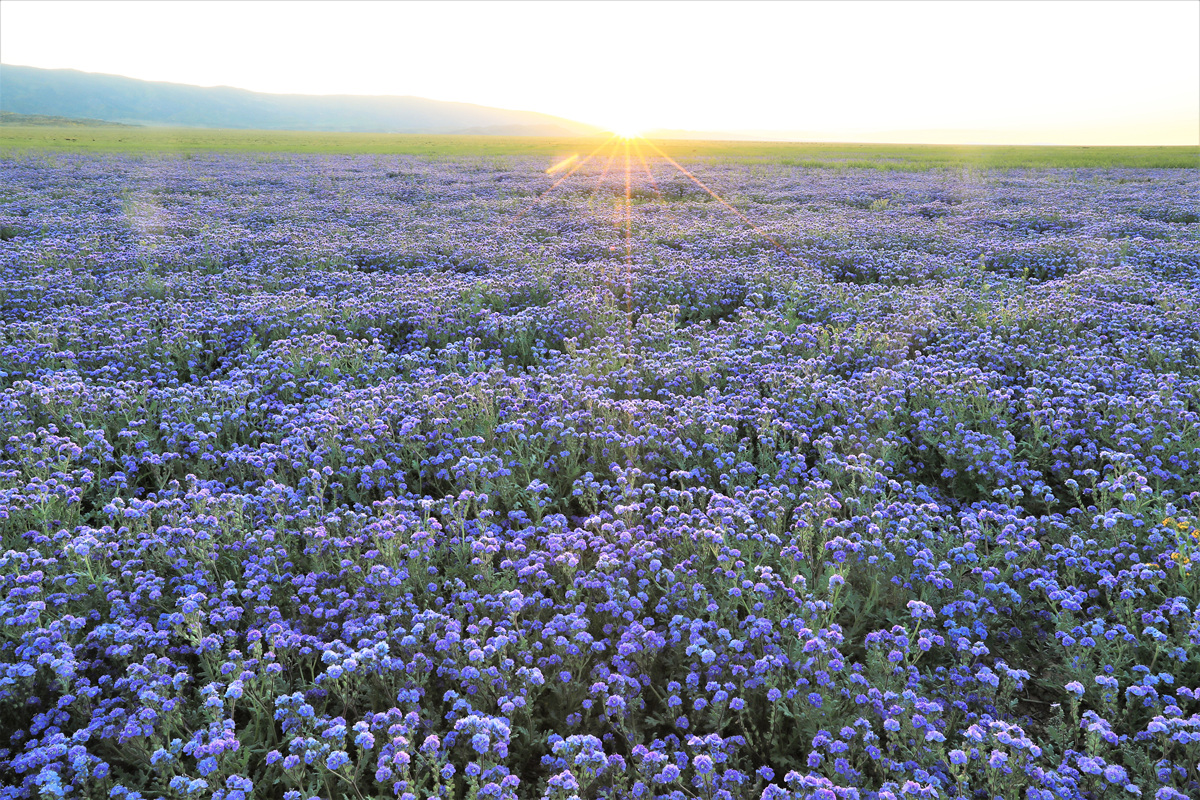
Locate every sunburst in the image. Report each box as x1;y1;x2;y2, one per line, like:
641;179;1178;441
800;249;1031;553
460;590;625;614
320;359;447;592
513;131;793;257
505;127;800;334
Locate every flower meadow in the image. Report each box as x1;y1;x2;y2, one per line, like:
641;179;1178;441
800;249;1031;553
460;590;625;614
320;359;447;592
0;148;1198;800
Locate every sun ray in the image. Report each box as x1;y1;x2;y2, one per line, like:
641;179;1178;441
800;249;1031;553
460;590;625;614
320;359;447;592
504;131;799;307
580;138;620;287
503;133;619;228
632;139;663;202
595;139;624;296
642;138;797;259
549;133;617;191
624;138;633;267
591;140;621;289
623;137;634;340
593;141;618;196
546;154;578;174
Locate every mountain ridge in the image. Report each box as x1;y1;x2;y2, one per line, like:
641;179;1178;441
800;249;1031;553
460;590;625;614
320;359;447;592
0;64;603;136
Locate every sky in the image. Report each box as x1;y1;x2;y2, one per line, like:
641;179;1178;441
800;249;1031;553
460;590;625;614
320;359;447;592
1;0;1197;145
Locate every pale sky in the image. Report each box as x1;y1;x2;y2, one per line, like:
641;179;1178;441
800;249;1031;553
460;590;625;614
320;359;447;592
2;0;1197;145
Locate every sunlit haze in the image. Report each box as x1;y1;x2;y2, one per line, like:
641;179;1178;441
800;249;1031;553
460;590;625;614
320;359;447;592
2;0;1197;145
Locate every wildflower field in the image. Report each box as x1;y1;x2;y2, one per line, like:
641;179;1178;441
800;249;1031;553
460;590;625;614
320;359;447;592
1;141;1199;800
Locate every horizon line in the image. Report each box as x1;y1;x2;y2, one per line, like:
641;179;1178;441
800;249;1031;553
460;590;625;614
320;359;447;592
3;62;1196;148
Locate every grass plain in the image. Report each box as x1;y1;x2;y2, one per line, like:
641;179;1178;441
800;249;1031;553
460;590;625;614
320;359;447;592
0;124;1197;169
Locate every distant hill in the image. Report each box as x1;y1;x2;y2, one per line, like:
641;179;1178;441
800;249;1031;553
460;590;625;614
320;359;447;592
0;64;603;136
0;110;139;127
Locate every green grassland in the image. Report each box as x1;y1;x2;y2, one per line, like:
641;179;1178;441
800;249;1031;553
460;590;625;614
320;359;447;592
1;125;1196;169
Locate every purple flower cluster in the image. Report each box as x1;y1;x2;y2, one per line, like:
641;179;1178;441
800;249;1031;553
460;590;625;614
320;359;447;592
0;150;1198;798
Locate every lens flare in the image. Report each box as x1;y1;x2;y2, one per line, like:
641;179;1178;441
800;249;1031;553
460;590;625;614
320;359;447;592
546;154;578;174
505;131;800;268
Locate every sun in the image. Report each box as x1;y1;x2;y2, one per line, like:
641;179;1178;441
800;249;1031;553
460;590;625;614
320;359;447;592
604;117;646;139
